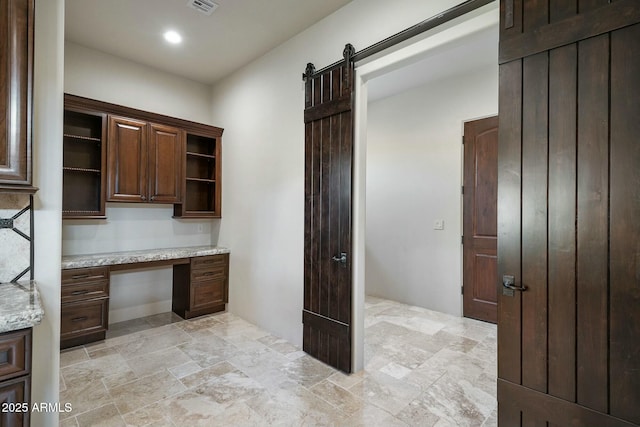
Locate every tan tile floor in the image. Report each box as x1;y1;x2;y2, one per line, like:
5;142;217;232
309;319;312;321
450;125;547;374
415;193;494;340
59;297;497;426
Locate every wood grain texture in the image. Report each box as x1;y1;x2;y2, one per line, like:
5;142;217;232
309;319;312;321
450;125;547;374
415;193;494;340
499;379;639;427
303;60;353;373
550;0;577;22
500;0;640;63
498;0;640;425
0;0;34;191
547;43;577;403
576;34;609;414
148;123;183;204
521;52;548;397
609;22;640;425
497;59;522;388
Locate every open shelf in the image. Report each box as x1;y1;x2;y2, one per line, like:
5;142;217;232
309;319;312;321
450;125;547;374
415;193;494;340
63;134;102;142
174;133;221;218
63;109;106;218
186;151;215;159
63;167;101;174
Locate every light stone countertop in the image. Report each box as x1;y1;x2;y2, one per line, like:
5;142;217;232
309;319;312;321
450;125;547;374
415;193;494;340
0;280;44;334
61;245;230;270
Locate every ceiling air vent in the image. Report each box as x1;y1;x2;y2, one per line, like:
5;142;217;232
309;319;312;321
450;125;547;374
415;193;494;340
187;0;219;15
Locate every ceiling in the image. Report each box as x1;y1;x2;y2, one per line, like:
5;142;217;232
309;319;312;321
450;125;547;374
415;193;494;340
65;0;352;85
368;25;498;102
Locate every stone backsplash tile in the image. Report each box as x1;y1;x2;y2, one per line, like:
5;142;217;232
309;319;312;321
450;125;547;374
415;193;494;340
0;193;31;282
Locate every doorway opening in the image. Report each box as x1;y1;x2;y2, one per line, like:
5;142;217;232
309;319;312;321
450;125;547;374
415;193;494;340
352;2;499;372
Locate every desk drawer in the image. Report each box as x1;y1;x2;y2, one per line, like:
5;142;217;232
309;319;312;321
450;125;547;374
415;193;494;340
0;329;30;383
190;279;226;311
191;254;228;271
62;267;109;286
61;299;108;339
191;267;225;282
61;280;109;303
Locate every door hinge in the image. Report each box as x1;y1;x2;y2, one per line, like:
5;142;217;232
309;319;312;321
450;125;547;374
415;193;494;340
461;286;464;295
461;235;464;244
461;185;464;195
462;135;465;144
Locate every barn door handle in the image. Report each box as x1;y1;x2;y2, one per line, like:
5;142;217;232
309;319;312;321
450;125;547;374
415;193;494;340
503;275;527;292
332;252;347;265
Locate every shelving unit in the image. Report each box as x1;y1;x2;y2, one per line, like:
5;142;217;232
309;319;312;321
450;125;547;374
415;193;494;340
62;94;224;219
62;109;106;219
174;133;221;218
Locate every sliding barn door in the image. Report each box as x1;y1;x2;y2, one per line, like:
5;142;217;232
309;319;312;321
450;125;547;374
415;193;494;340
498;1;640;425
302;45;355;373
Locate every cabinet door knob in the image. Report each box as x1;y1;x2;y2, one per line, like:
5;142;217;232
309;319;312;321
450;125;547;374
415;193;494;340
141;195;146;201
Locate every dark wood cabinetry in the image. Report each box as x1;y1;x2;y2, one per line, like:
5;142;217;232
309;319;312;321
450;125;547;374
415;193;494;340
62;95;222;216
174;133;221;218
60;266;110;349
0;328;31;426
172;254;228;319
107;117;184;204
0;0;36;193
148;123;183;204
63;108;106;218
107;116;148;202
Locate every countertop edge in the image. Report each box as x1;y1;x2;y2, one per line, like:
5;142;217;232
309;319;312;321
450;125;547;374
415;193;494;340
0;281;45;334
61;245;230;270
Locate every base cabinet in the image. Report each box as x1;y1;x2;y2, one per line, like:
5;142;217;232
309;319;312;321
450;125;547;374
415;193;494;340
173;254;229;319
60;267;110;349
0;329;31;427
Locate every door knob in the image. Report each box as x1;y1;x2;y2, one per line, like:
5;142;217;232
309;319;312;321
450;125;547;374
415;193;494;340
332;252;347;265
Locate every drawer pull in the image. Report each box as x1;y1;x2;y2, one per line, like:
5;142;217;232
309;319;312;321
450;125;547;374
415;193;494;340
71;316;88;322
71;274;104;281
71;290;89;295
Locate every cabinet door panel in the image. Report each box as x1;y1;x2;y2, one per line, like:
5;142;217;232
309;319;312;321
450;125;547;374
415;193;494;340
0;376;29;427
190;279;225;310
107;116;147;202
0;0;34;190
149;123;183;203
0;329;30;382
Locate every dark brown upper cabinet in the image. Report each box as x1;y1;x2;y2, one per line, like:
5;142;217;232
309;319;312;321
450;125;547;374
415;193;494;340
107;117;183;204
107;116;149;202
63;94;223;217
0;0;36;193
148;123;183;204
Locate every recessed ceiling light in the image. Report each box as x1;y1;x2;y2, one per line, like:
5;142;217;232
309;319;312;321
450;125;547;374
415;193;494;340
164;30;182;45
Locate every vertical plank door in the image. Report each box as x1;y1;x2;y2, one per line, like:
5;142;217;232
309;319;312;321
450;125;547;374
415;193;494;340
302;45;355;373
497;0;640;425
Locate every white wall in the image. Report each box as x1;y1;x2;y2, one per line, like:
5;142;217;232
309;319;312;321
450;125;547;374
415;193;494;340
210;0;490;347
64;42;212;123
365;65;498;316
63;43;217;322
32;0;64;424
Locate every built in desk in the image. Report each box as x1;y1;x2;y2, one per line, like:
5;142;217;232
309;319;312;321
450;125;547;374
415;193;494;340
60;245;229;349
